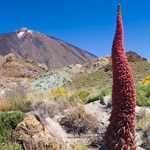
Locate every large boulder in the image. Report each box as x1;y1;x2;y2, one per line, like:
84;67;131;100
16;115;68;149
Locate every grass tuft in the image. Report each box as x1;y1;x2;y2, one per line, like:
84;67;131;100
0;84;31;112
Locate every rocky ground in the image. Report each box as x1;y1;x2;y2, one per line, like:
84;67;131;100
15;96;150;150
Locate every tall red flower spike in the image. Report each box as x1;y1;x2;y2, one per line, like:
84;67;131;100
100;4;137;150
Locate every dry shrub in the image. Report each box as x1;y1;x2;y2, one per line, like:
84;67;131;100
63;106;99;135
31;97;77;119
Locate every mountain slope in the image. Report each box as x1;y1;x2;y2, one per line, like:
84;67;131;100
0;28;97;70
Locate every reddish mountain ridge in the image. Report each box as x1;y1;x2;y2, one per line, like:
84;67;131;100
0;53;46;76
0;28;97;70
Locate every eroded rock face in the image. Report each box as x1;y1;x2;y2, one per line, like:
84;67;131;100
16;115;59;149
126;51;147;62
0;53;46;79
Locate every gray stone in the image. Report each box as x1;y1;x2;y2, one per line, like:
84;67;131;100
100;95;111;106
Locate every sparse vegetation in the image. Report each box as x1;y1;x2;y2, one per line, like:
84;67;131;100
68;69;112;91
67;62;150;93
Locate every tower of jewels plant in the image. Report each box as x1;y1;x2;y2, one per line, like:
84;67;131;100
100;4;137;150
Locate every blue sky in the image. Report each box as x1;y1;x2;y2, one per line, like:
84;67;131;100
0;0;150;60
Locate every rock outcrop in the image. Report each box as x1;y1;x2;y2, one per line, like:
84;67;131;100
16;115;69;149
126;51;147;62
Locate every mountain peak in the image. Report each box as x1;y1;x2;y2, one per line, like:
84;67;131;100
17;27;29;32
0;28;97;70
15;27;33;39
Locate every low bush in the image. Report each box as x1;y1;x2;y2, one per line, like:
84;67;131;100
87;86;111;103
63;106;98;135
0;111;27;149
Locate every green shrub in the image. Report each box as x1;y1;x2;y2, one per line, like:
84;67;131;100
72;90;90;103
0;111;27;149
87;86;111;103
136;84;150;106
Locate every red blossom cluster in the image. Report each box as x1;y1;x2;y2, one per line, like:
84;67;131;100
101;4;137;150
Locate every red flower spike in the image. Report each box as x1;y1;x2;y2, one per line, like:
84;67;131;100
101;4;137;150
130;145;137;150
123;145;128;150
126;138;131;145
120;138;125;146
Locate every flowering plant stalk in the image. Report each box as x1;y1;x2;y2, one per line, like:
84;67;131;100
100;4;137;150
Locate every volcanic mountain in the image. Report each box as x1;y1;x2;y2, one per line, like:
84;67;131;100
0;28;97;70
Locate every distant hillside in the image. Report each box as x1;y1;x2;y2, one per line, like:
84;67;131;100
0;28;97;70
0;54;47;81
29;51;150;93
